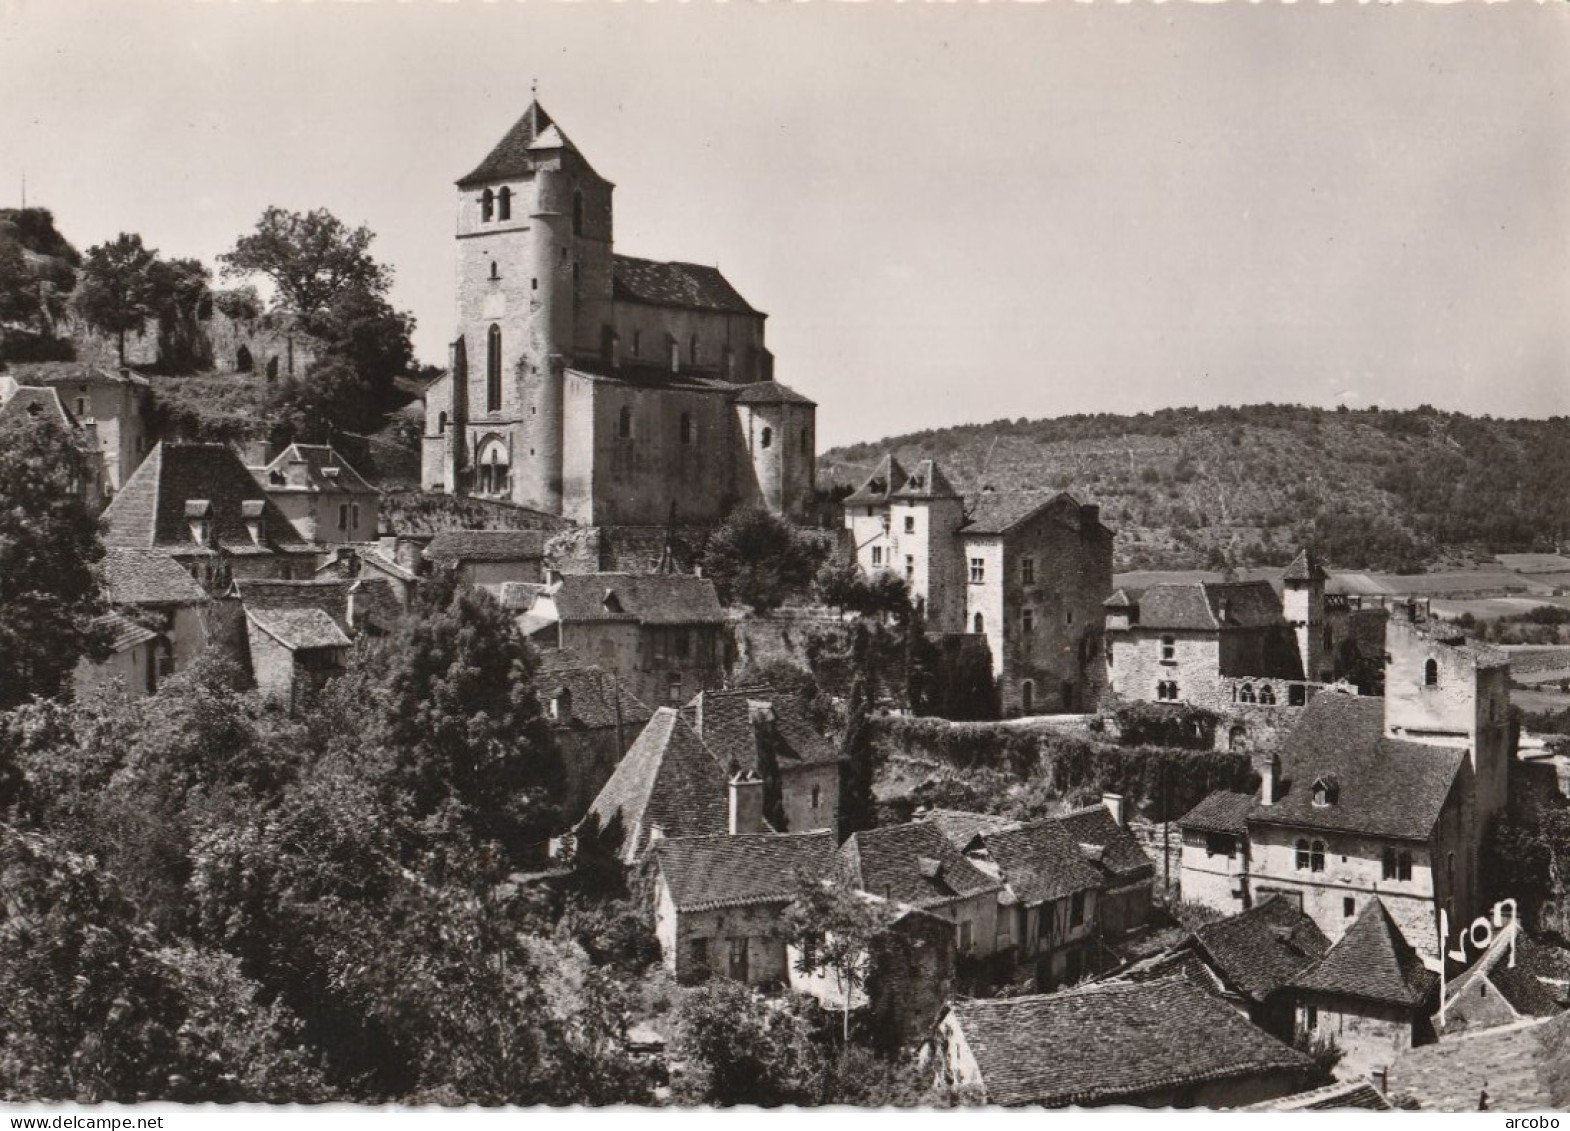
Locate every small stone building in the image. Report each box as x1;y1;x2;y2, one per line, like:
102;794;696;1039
252;443;380;546
423;529;548;594
74;547;214;699
531;652;652;825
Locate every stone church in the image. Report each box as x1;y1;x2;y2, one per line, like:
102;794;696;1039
422;102;817;525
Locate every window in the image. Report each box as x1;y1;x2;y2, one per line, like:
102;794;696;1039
904;515;915;534
573;190;585;237
489;260;499;280
1259;684;1276;705
871;546;883;567
1160;635;1176;662
1021;680;1034;713
811;785;821;810
691;937;711;974
1206;832;1235;858
1022;557;1035;585
1303;1005;1318;1032
618;405;633;439
1156;680;1179;701
351;504;360;530
1288;683;1306;706
996;915;1013;949
1295;838;1311;871
1397;851;1413;881
1425;658;1439;687
904;555;914;581
1382;846;1398;880
1240;682;1257;704
727;938;748;981
480;188;495;221
1066;610;1073;626
1070;890;1085;927
760;426;773;449
969;558;985;584
338;504;349;531
800;427;809;455
1343;897;1356;918
497;186;511;221
1022;608;1034;635
690;335;700;365
958;920;974;954
1312;777;1337;807
486;324;502;412
437;411;448;434
1311;840;1326;872
680;412;692;445
74;397;85;416
667;673;683;704
973;612;984;634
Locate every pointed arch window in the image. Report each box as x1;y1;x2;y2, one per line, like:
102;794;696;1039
481;188;495;222
486;325;502;412
973;612;984;634
497;186;512;221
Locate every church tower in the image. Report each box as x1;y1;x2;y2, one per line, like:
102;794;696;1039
450;101;614;511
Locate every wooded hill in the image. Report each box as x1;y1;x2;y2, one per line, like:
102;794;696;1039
821;404;1570;572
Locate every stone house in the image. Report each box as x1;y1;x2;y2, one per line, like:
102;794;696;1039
423;529;548;595
252;443;380;546
649;830;837;985
0;377;108;507
234;577;399;711
103;442;319;593
422;100;815;524
1288;897;1439;1079
530;651;652;825
844;454;1114;716
9;362;153;494
518;571;728;709
1178;607;1510;963
929;977;1315;1108
685;687;842;836
1436;918;1565;1037
579;707;732;864
73;547;214;699
838;821;1005;960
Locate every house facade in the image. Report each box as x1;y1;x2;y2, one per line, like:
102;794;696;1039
252;443;380;545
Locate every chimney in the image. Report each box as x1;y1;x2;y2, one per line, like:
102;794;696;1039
1258;752;1281;806
346;579;360;629
1101;792;1128;828
728;771;765;836
241;499;266;546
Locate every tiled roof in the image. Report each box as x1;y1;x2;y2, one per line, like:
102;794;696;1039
548;573;725;626
1130;579;1286;632
456;100;581;187
891;458;962;501
685;687;839;775
982;816;1106;905
235;577;400;636
1192;895;1330;1004
8;361;149;388
1241;1080;1393;1111
1102;944;1231;998
1290;897;1438;1008
1055;805;1155;884
919;808;1021;852
1180;791;1256;836
103;443;313;553
497;581;548;610
1282;549;1329;583
612;255;759;316
582;708;730;864
531;663;652;732
946;977;1313;1108
1252;692;1465;840
652;831;836;912
1104;587;1138;610
256;443;379;496
0;384;73;427
1441;919;1564;1025
101;548;209;607
963;491;1106;538
245;605;351;652
839;821;1003;909
425;529;548;564
1389;1011;1570;1112
844;454;908;507
91;610;157;653
729;380;815;407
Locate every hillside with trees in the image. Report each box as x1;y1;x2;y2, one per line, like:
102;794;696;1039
822;404;1570;572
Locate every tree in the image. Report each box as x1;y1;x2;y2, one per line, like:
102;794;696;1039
0;411;108;709
838;627;879;840
219;206;392;323
782;875;897;1042
77;233;159;366
670;981;825;1106
306;283;415;406
0;209;79;347
146;256;212;373
702;506;826;613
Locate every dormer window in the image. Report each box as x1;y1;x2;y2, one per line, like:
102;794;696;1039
602;589;623;614
497;186;511;221
241;499;266;546
186;500;212;546
481;188;495;222
1311;776;1339;808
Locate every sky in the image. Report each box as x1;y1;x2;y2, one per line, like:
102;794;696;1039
1;0;1567;449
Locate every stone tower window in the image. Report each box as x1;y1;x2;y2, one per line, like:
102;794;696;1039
573;190;585;237
1021;680;1035;713
1424;658;1439;687
973;612;984;634
679;412;692;445
1160;635;1176;663
481;188;495;222
760;426;773;449
497;186;511;221
437;411;448;434
486;325;502;412
800;427;809;455
489;260;499;280
1259;684;1276;706
1022;556;1035;585
1022;608;1034;634
618;405;633;439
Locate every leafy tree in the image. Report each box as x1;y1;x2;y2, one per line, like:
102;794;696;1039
76;233;158;366
838;628;879;840
0;209;79;346
782;875;897;1041
306;283;415;405
266;360;376;444
670;981;825;1106
0;412;108;709
146;256;212;373
220;206;393;322
702;506;826;612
